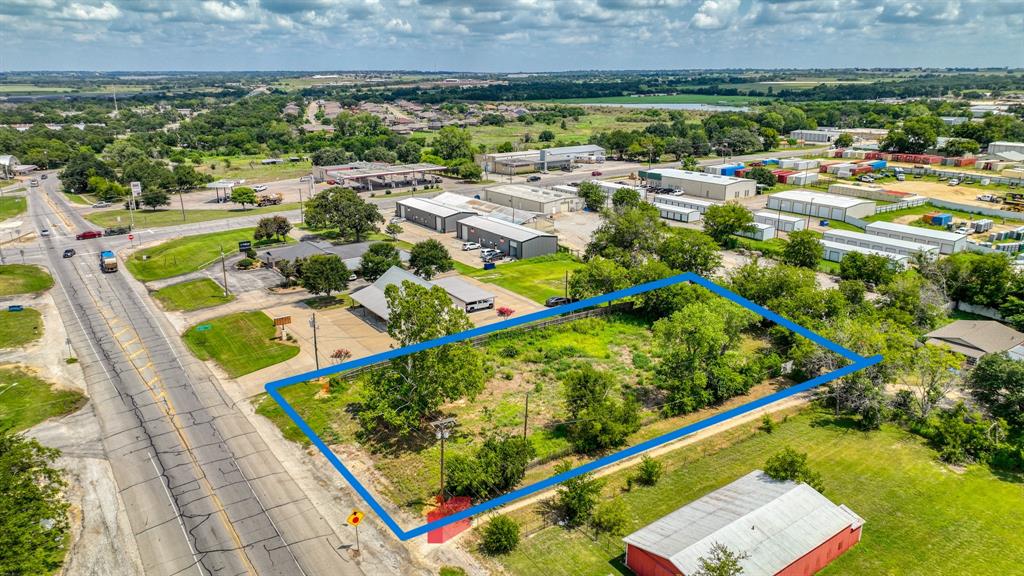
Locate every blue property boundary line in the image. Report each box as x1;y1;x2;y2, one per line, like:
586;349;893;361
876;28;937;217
264;272;882;541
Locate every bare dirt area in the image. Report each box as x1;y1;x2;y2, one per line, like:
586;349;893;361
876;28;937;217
880;179;999;207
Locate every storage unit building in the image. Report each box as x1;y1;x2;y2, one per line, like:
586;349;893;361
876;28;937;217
591;179;645;197
864;221;968;254
766;189;877;223
988;141;1024;155
431;276;495;313
481;184;582;214
822;229;940;259
640;169;756;201
456;215;558;259
396;197;476;233
778;158;820;170
736;222;776;241
820;240;910;269
754;210;806;232
351;267;496;323
623;470;864;576
652;194;718;214
654;203;701;223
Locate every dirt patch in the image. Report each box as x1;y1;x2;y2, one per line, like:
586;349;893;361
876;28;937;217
881;179;1000;207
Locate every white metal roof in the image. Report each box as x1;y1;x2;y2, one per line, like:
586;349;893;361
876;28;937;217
429;192;540;225
646;168;750;186
397;196;474;218
623;470;863;575
865;221;967;242
458;215;556;242
822;229;939;253
485;184;577;203
654;204;699;216
820;240;909;263
653;194;718;208
432;276;495;304
350;266;432;321
754;210;804;224
770;189;875;210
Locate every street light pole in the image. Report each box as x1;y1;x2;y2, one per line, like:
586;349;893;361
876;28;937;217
220;244;228;297
430;417;457;502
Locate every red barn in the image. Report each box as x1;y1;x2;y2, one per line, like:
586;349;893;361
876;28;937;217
623;470;863;576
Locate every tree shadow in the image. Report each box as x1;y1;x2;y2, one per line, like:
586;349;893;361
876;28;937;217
808;412;863;432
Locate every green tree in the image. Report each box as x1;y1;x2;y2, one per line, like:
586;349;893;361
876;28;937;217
745;166;777;189
839;252;897;287
385;222;403;240
633;454;663;487
940;137;980;157
556;461;604;527
611;187;641;210
304;186;383;241
568;257;630;300
899;344;962;418
590;500;629;535
561;364;640;453
231;186;257;209
480;515;520;555
782;229;823;268
359;242;402;281
694;542;748;576
139;188;170;210
254;216;278;242
576;181;606;211
359;282;485;434
967;353;1024;428
457;161;483;181
586;203;666;266
301;254;349;296
833;133;854;148
0;431;70;575
538;129;555;142
433;126;474;161
764;447;825;492
681;156;699;171
497;141;514;153
656;228;722;277
59;151;116;194
703;202;755;248
409;239;453;279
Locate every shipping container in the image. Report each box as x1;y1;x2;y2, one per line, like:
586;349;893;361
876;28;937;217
931;214;953;227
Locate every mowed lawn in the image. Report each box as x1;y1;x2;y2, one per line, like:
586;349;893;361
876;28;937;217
196;155;313;183
417;111;655;150
0;308;43;348
183;311;299;378
0;264;54;296
0;196;27;220
548;94;767;105
494;408;1024;576
85;203;300;229
0;367;86;432
152;278;235;311
126;228;283;282
458;253;583;303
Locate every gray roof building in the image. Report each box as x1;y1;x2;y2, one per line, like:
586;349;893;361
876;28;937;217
456;215;558;259
350;267;496;323
924;320;1024;363
396;197;477;232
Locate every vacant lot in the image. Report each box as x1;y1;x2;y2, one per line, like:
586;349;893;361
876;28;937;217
0;308;43;348
85;203;300;229
493;407;1024;576
0;196;27;220
184;311;300;378
550;94;765;106
418;110;656;150
0;366;86;432
196;155;313;183
126;228;285;282
0;264;54;296
152;278;234;312
456;253;584;303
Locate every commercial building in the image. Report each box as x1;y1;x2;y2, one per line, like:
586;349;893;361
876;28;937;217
395;197;475;233
988;141;1024;155
456;215;558;259
789;129;840;143
351;267;496;323
820;240;910;269
640;169;756;201
754;210;806;232
653;203;701;223
313;162;446;189
822;229;940;260
924;320;1024;365
590;179;644;198
480;144;605;174
0;154;20;178
864;221;968;255
262;240;410;272
652;194;718;214
623;470;863;576
428;192;540;225
482;184;582;214
736;222;776;241
766;189;877;223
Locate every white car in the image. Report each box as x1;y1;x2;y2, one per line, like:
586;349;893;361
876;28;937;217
91;201;111;208
948;179;959;186
40;229;51;237
462;242;481;251
253;184;269;192
389;216;406;224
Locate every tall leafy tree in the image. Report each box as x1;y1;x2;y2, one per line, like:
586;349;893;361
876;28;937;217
230;186;257;209
408;239;453;279
301;254;349;296
656;228;722;277
59;151;116;194
703;202;755;248
968;353;1024;428
304;186;383;241
568;257;630;300
359;242;402;281
432;126;474;161
694;543;748;576
781;229;823;269
586;203;666;266
576;181;606;211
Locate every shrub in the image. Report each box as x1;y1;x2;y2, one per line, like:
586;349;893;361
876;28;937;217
480;515;519;555
764;447;824;492
631;351;652;370
760;414;776;434
439;567;467;576
499;344;519;358
237;257;255;269
590;500;629;535
556;462;604;527
634;455;663;487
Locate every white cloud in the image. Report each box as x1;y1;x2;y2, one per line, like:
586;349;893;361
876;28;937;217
385;17;412;32
60;1;121;21
201;0;249;21
691;0;740;29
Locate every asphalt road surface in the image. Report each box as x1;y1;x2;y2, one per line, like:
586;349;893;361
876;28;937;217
27;178;379;576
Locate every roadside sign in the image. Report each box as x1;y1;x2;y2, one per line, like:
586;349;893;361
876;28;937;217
130;181;142;197
196;324;212;332
128;234;134;240
273;316;292;326
238;240;252;251
347;510;364;526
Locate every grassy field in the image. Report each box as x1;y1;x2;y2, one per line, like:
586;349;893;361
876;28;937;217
0;264;54;296
125;228;287;282
548;94;766;106
454;253;584;303
0;308;43;348
183;311;300;378
0;366;86;432
152;278;235;312
417;111;657;150
64;193;95;205
85;203;300;229
0;83;74;94
862;203;1010;229
196;155;313;183
0;196;27;220
493;407;1024;576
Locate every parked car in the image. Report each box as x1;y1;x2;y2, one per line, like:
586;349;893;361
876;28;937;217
948;179;960;186
253;184;269;192
104;226;131;236
326;179;337;185
591;170;603;176
389;216;406;224
62;248;75;258
858;175;874;183
40;229;50;237
526;175;541;182
91;201;111;208
29;179;39;187
462;241;481;251
76;230;103;240
40;174;48;180
544;296;573;307
480;248;502;261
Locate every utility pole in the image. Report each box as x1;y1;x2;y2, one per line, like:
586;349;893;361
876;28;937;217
309;313;320;370
564;270;569;299
430;417;457;502
178;188;186;222
220;244;228;297
522;392;530;439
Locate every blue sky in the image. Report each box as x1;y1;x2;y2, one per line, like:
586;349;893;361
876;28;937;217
1;0;1022;71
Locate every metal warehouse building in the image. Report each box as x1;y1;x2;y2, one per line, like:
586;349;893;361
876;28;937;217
480;144;605;174
654;203;701;223
736;222;776;241
823;229;940;259
623;470;863;576
766;189;877;223
652;194;719;214
820;240;910;268
864;221;968;254
640;169;756;201
482;184;582;214
456;215;558;259
988;141;1024;155
395;197;475;232
754;210;806;232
